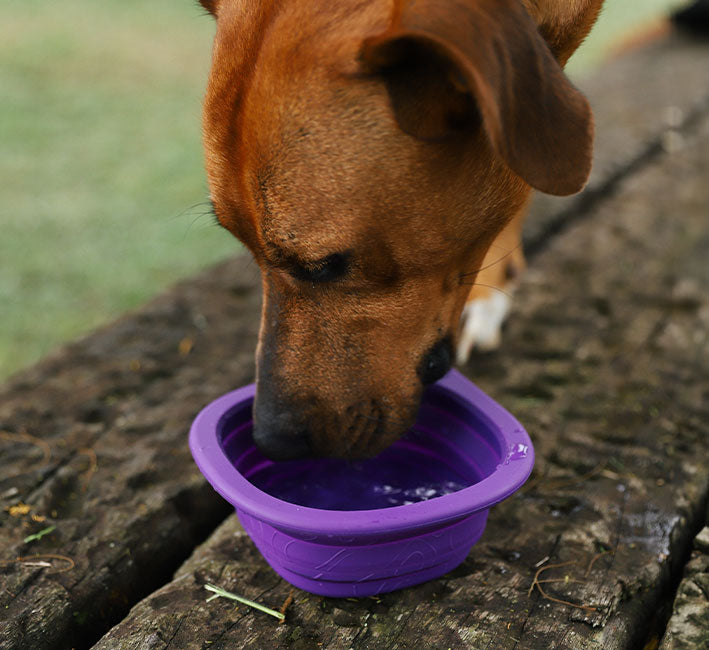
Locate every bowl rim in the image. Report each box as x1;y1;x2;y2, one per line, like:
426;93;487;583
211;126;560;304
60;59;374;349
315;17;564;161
189;369;534;537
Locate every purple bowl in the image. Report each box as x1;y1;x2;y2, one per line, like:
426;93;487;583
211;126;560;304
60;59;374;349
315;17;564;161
189;369;533;597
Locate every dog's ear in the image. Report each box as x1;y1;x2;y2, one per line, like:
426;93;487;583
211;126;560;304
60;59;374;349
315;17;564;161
197;0;217;16
361;0;593;196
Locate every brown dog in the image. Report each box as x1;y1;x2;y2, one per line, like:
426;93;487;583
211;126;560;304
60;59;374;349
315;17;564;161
198;0;603;460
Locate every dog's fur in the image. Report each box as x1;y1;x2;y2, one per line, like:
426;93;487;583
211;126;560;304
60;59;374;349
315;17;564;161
198;0;604;460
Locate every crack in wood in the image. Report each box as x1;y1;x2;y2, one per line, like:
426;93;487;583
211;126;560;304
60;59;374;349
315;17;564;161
512;535;562;650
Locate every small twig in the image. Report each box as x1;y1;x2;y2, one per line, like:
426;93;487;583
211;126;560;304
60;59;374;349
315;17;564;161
0;553;75;573
600;469;622;480
1;487;20;500
584;550;612;578
279;589;295;623
78;448;98;491
531;460;608;493
23;525;56;544
536;578;586;585
534;581;597;613
528;560;597;612
528;561;576;596
204;584;285;621
0;431;51;465
534;555;550;568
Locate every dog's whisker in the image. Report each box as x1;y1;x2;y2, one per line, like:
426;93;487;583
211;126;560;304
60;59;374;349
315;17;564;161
358;401;383;454
340;403;379;458
177;213;224;241
458;241;523;280
457;282;514;299
342;412;365;458
486;242;515;252
170;199;215;222
356;410;408;429
190;211;222;231
168;199;223;240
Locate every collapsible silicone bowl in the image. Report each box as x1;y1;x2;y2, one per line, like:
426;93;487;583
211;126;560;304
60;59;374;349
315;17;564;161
189;369;533;597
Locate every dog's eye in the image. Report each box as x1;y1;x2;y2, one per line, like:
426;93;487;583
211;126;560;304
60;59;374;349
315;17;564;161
290;252;350;284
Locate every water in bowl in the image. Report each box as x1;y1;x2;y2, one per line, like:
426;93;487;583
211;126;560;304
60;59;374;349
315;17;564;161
245;436;474;511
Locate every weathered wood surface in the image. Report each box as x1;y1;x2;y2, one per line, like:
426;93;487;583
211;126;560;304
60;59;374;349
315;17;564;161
660;526;709;650
1;30;708;650
0;262;261;649
91;99;709;650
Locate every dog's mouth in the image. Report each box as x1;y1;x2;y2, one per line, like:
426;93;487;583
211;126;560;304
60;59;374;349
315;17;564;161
330;398;421;460
252;337;453;461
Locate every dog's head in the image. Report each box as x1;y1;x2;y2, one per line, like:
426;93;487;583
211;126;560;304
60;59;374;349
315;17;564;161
199;0;601;459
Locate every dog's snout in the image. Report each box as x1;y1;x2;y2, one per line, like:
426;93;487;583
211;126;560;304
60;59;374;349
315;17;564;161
252;400;312;461
418;337;453;385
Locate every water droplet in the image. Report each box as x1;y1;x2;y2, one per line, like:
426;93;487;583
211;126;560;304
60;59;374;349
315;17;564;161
506;443;529;462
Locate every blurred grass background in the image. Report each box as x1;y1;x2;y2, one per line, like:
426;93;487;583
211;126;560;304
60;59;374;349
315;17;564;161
0;0;683;380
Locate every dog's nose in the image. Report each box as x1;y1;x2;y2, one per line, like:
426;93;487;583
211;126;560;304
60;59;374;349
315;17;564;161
418;337;453;385
252;400;312;461
252;427;311;461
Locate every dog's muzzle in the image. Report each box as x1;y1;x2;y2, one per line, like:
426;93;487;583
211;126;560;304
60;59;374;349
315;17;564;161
252;397;313;461
252;338;453;461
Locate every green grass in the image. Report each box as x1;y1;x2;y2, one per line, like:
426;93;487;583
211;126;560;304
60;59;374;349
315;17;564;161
566;0;684;76
1;1;237;377
0;0;684;380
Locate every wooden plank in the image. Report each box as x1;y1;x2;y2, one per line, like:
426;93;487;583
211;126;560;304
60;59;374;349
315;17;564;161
91;69;709;650
0;260;262;650
659;526;709;650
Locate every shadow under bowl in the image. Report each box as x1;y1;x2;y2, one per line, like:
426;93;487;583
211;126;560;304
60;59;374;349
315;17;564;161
189;369;534;597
